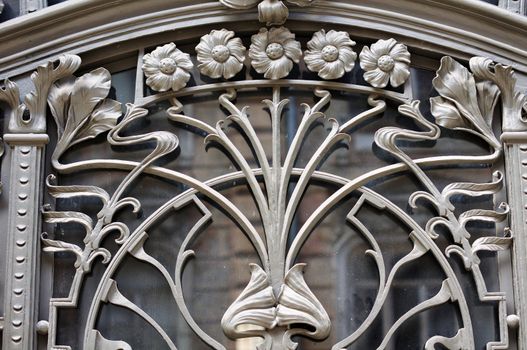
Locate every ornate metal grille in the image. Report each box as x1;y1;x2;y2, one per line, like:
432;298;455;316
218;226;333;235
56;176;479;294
0;2;527;349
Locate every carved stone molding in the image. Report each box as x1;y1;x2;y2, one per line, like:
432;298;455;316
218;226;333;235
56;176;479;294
0;0;527;77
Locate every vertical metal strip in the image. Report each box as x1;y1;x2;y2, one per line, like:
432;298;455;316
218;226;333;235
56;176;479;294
502;133;527;348
2;134;48;350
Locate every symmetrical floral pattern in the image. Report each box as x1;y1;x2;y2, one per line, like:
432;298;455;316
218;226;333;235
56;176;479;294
142;43;194;92
359;38;411;88
304;29;357;80
9;24;520;350
219;0;315;26
196;29;246;79
249;26;302;79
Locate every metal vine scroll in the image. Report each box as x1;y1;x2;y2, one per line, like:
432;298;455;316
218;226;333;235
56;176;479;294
0;23;525;350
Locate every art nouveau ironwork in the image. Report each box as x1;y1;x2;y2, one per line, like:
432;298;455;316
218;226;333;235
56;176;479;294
0;1;526;349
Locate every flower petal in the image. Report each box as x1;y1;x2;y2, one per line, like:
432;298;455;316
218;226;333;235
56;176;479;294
142;59;161;76
264;56;293;79
283;39;302;63
370;38;396;57
223;56;244;79
390;62;410;87
174;52;194;72
307;29;329;51
251;28;270;52
170;69;191;91
146;73;172;92
318;60;345;80
195;43;213;63
226;37;247;62
198;60;224;79
359;46;378;72
390;43;411;64
268;26;295;44
251;53;272;75
326;29;355;48
364;68;390;88
209;28;235;46
304;51;326;72
338;47;357;72
152;42;177;60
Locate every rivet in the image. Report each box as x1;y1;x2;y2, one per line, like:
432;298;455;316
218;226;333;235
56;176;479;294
36;320;49;335
14;273;24;279
520;145;527;151
13;304;23;311
17;225;27;232
12;320;22;327
19;177;29;184
17;209;27;216
507;314;520;329
16;240;26;247
11;335;22;343
16;256;25;263
19;163;29;169
20;147;30;154
18;193;28;200
13;288;24;295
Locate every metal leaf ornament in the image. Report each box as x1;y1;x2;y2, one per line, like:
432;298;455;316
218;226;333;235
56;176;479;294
430;56;501;149
48;67;122;161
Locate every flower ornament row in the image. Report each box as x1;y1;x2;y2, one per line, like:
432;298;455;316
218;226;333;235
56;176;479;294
142;28;411;92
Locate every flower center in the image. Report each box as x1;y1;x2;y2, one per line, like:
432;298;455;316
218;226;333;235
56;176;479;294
377;55;395;72
266;43;285;60
211;45;231;63
321;45;339;62
159;58;177;75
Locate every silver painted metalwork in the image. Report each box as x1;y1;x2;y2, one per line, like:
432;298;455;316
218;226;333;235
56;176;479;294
196;29;247;79
5;31;515;347
0;55;79;350
304;29;357;80
0;1;526;344
249;26;302;80
359;38;411;88
142;43;194;92
219;0;315;25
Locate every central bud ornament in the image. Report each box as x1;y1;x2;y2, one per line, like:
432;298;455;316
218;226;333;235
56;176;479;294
211;45;231;63
321;45;339;62
159;58;177;75
377;55;395;72
266;42;285;60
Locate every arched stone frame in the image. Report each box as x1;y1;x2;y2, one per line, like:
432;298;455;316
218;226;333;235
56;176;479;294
0;1;526;349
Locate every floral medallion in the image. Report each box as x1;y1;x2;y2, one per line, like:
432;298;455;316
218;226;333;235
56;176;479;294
142;43;194;92
249;26;302;80
359;38;411;88
304;29;357;80
196;29;247;79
